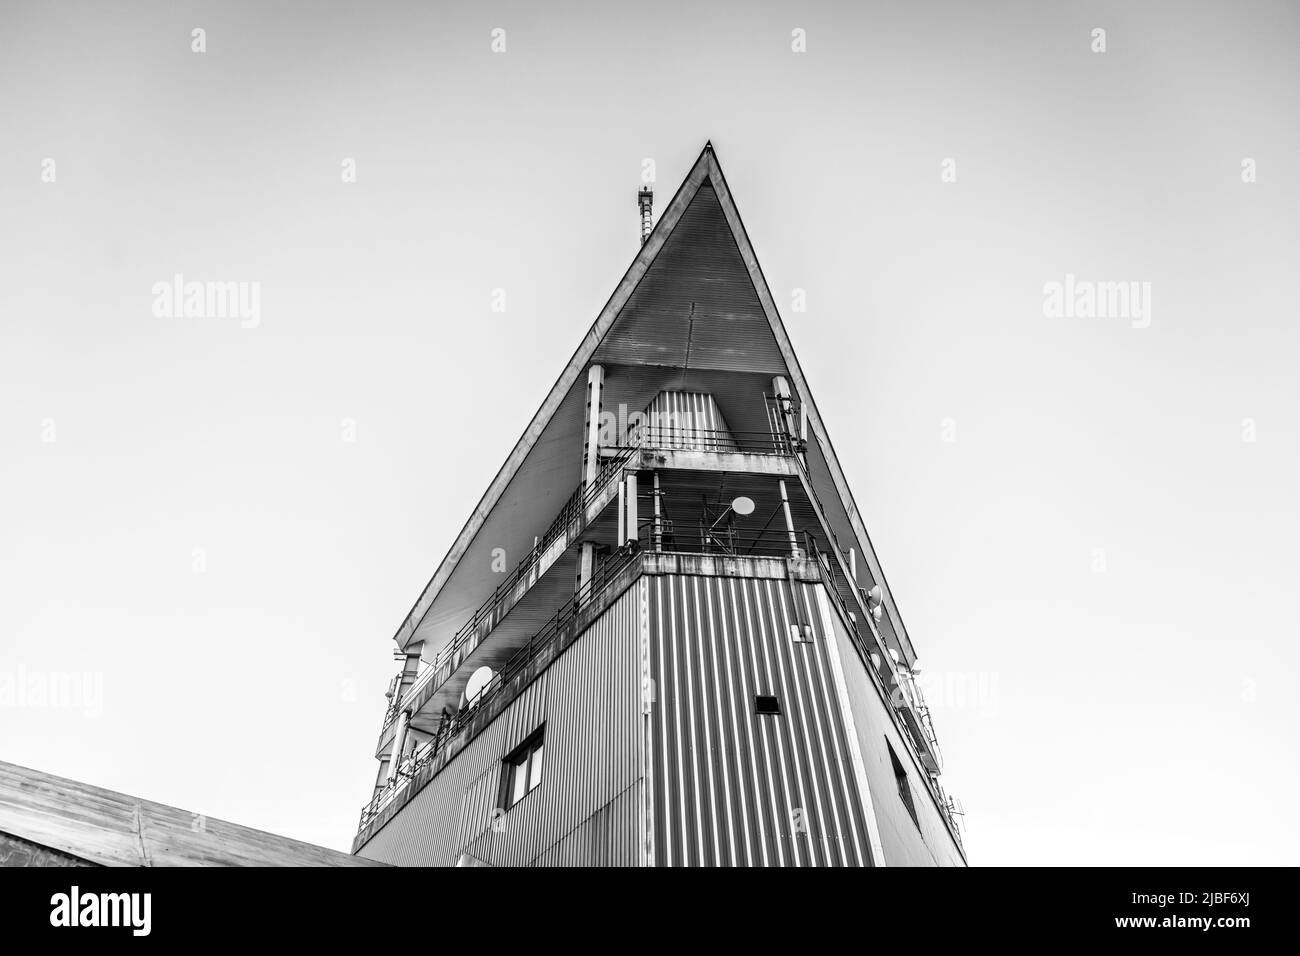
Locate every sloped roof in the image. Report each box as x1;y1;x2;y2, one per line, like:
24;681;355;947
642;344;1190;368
0;759;386;867
396;142;918;663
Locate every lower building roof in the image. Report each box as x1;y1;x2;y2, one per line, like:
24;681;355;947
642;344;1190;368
0;759;386;867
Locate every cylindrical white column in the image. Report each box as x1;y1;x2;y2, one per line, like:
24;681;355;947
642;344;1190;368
617;475;626;545
582;365;605;490
652;472;662;551
771;376;797;450
778;479;799;556
576;543;596;597
625;473;638;546
386;710;410;783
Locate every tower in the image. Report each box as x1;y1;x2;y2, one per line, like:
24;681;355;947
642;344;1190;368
353;144;966;866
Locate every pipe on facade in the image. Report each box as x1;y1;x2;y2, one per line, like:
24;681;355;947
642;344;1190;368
778;478;799;557
386;710;410;782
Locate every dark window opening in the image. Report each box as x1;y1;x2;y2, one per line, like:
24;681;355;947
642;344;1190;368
754;694;781;716
887;739;920;831
498;725;545;810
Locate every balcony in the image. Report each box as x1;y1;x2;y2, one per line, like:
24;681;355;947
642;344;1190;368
377;429;805;752
362;393;964;848
376;451;637;746
358;529;835;841
359;542;644;837
356;520;960;847
601;426;802;477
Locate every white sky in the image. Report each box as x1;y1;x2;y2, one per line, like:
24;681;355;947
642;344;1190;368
2;0;1297;863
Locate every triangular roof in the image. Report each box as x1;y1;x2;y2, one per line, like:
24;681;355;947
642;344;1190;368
395;143;917;663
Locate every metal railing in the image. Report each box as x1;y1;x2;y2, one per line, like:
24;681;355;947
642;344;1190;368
361;527;824;834
359;543;641;833
611;426;800;458
384;426;797;725
380;697;401;732
362;525;946;838
387;428;796;723
648;525;817;561
781;446;949;771
809;543;957;835
390;448;640;717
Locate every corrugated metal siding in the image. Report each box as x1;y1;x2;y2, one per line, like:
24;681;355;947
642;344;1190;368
529;785;640;867
648;574;875;866
632;391;737;450
815;595;967;867
357;586;643;867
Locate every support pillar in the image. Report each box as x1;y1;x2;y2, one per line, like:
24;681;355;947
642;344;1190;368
778;479;800;557
577;544;596;600
772;376;797;451
582;365;605;491
625;473;638;547
773;375;808;466
578;365;606;596
652;471;662;551
386;710;410;783
617;477;626;546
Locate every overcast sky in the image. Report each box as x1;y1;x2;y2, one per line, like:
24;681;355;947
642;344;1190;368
2;0;1297;864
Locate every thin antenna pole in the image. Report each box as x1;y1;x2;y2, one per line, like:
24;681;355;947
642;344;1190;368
637;186;654;244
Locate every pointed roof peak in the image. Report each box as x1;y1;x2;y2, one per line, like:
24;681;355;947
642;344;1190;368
394;144;920;664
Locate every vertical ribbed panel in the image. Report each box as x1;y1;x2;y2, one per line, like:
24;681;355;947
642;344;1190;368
356;586;642;867
648;574;875;866
528;785;640;867
633;391;737;450
817;597;968;867
456;766;499;853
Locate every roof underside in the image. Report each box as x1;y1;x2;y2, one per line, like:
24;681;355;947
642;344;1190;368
592;184;786;374
398;144;919;665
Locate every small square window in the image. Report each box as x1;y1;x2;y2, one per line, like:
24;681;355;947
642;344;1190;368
754;694;781;716
790;623;814;643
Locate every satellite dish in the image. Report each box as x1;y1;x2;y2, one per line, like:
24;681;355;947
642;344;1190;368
910;659;923;675
730;496;756;516
867;585;883;608
465;666;493;704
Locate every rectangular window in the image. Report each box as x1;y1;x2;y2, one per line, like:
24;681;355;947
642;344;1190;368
754;694;781;716
887;739;920;831
499;726;545;810
528;742;544;790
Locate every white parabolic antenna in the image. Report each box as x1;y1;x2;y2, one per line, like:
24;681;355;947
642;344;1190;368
465;666;493;703
730;496;756;516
